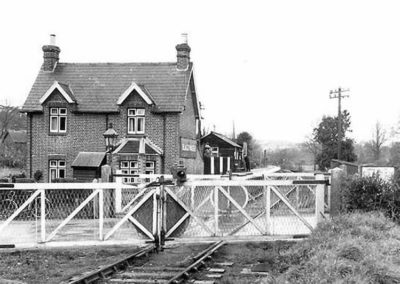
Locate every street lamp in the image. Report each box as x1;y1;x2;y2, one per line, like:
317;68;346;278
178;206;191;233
103;123;118;153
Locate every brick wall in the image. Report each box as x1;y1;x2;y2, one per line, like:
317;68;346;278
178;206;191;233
28;89;202;180
178;76;203;174
30;91;106;182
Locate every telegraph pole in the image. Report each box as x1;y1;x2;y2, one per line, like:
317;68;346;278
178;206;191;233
329;87;349;160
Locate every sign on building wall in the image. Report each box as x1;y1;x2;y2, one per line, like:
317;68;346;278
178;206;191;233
361;166;395;181
180;138;197;159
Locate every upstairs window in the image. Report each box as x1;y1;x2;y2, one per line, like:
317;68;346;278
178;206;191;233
49;159;66;182
50;108;67;133
127;108;145;134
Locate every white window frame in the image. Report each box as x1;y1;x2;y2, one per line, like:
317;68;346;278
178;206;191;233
50;107;67;133
121;160;139;183
211;147;219;156
49;159;66;182
127;108;145;134
145;161;155;175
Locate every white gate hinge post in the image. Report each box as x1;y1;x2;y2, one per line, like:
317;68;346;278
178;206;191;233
315;174;325;224
40;189;46;242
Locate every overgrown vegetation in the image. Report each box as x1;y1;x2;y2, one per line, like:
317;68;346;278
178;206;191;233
0;104;27;168
273;212;400;283
342;175;400;223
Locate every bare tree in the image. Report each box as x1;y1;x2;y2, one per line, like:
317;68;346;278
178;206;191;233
0;104;24;143
302;136;321;170
367;121;387;162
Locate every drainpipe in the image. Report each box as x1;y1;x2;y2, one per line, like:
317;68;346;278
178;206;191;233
29;113;33;178
162;114;166;173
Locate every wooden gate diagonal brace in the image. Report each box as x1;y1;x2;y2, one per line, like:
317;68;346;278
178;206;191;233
121;186;149;212
127;215;155;240
217;186;266;235
270;186;314;232
164;187;215;236
165;212;190;238
0;189;42;234
46;189;101;242
228;210;266;236
270;185;297;209
104;189;156;241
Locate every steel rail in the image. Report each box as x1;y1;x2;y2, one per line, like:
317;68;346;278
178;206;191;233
168;241;226;284
65;244;156;284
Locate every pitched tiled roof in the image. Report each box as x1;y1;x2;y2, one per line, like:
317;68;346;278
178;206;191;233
71;152;106;168
57;82;76;102
22;62;192;113
201;131;242;148
113;138;163;155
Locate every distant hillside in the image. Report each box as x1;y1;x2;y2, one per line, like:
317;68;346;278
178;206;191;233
258;139;299;150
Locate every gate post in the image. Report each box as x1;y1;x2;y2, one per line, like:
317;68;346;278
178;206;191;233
214;186;219;236
330;168;344;216
315;174;325;224
114;169;122;213
40;189;46;242
265;185;271;235
160;176;166;249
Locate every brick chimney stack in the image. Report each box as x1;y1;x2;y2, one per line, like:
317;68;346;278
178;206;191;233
42;34;60;71
176;33;191;71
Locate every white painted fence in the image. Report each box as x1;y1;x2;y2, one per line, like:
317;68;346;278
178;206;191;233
0;171;328;247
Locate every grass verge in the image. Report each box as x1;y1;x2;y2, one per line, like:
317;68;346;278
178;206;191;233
274;211;400;283
217;212;400;284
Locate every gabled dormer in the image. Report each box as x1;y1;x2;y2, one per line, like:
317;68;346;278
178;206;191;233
117;82;154;106
40;81;76;135
39;81;76;105
117;82;155;136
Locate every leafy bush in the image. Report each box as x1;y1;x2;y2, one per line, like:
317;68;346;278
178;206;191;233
342;174;400;223
33;170;43;182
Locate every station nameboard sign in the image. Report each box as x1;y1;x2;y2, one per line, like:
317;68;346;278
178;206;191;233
361;166;395;181
180;138;197;159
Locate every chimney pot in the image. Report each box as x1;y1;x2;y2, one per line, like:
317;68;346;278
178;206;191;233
181;33;188;44
176;33;191;71
50;34;56;45
42;34;60;72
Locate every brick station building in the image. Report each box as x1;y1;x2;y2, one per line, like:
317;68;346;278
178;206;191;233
22;35;203;182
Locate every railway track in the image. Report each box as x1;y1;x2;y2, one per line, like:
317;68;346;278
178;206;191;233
65;241;226;284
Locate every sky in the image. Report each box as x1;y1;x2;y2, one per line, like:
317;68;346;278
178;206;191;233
1;0;400;145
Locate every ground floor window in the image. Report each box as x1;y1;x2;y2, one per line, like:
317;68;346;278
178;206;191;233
49;159;66;182
145;161;155;174
121;160;139;183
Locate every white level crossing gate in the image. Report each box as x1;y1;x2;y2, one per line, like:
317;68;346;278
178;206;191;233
0;173;328;247
163;174;327;241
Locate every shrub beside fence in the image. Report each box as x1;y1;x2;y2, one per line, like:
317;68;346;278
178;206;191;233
333;169;400;223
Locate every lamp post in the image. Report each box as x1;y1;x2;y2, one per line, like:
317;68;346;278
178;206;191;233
103;123;118;165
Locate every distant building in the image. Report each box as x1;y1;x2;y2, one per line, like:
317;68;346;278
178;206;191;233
1;130;27;168
2;130;27;146
21;35;203;182
201;131;242;174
